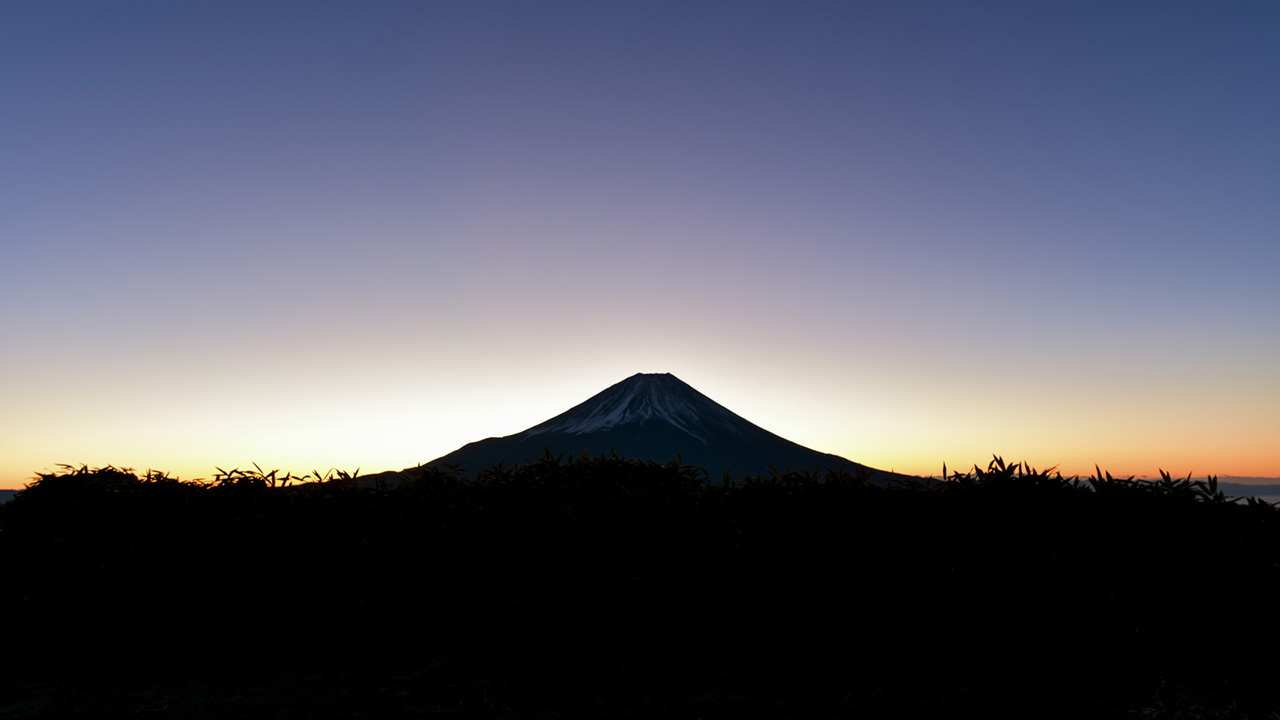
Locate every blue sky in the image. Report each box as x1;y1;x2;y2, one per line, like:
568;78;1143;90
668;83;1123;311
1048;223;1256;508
3;1;1278;486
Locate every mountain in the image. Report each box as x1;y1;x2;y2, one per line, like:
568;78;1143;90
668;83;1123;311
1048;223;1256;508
424;372;912;483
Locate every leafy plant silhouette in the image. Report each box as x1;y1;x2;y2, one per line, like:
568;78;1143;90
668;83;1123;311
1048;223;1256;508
2;456;1278;718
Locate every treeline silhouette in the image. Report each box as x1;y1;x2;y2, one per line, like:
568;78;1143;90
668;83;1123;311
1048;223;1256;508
3;455;1279;717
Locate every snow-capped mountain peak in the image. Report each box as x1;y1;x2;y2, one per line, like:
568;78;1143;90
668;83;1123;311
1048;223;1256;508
425;371;902;484
522;373;740;443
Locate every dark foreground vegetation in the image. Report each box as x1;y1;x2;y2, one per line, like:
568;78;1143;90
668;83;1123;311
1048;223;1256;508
3;456;1279;718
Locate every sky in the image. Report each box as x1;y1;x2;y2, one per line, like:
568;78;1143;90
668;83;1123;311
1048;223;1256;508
3;1;1278;488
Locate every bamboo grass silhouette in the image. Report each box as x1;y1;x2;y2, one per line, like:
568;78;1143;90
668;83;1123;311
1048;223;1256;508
4;455;1278;718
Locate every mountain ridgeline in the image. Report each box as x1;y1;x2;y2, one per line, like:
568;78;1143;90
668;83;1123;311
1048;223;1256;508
424;373;910;483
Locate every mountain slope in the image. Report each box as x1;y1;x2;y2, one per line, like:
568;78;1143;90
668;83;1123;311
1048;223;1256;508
426;373;910;483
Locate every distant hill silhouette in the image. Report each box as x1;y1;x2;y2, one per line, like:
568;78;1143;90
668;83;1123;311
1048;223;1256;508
423;372;913;483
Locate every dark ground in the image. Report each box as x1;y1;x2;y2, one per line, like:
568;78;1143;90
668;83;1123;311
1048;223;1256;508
3;459;1278;718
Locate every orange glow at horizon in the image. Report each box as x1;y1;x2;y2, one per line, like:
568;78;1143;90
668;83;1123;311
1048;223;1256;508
3;3;1277;490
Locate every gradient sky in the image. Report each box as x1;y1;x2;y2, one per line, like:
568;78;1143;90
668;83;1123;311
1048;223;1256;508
4;1;1278;488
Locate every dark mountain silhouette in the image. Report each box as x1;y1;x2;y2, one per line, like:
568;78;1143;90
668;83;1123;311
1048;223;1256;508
425;372;913;483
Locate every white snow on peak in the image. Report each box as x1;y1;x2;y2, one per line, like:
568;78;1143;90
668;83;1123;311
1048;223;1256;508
523;375;737;442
